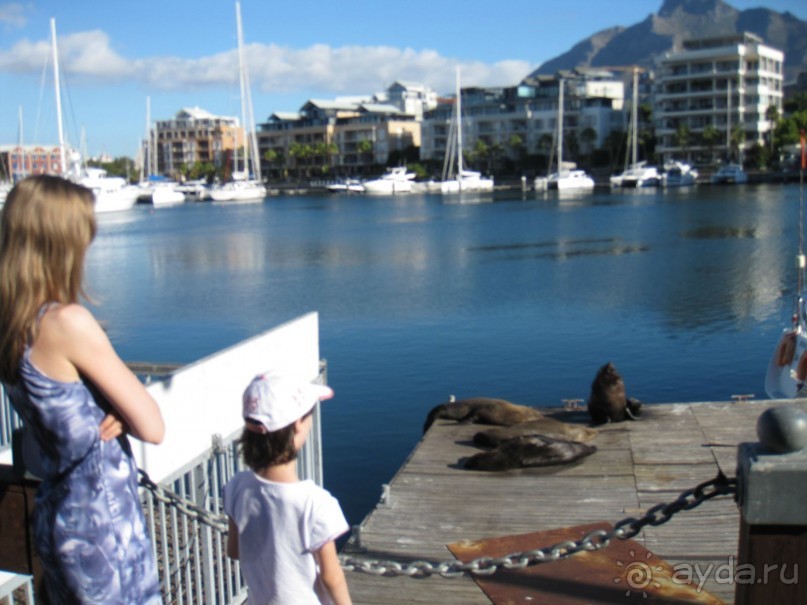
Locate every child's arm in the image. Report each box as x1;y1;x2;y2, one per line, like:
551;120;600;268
314;540;351;605
226;517;239;560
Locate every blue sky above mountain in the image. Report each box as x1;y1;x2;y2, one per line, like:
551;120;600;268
0;0;804;157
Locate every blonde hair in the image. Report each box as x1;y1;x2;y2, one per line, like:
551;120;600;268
0;175;96;382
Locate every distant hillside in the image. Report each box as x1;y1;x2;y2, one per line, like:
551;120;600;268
529;0;807;82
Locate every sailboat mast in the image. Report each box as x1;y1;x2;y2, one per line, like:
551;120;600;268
726;80;732;158
456;66;463;177
51;18;66;176
236;1;247;178
19;106;26;178
557;78;564;172
631;68;639;167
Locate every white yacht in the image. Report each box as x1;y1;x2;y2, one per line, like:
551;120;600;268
611;69;660;189
546;169;596;191
662;160;698;187
77;166;140;214
362;166;415;195
440;170;494;194
534;77;594;193
438;68;494;195
150;182;186;206
327;178;365;194
610;161;661;188
710;163;748;184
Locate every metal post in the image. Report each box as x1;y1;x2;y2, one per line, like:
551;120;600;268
735;404;807;604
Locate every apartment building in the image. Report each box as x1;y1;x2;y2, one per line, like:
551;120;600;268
420;69;626;174
153;107;243;176
0;144;65;181
256;82;435;179
654;32;784;165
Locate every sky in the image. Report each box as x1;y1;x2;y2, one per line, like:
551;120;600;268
1;0;806;159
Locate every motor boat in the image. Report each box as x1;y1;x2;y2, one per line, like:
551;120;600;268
362;167;415;195
662;160;698;187
710;163;748;184
610;162;661;188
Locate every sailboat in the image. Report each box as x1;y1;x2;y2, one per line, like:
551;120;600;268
710;80;748;185
534;77;595;192
610;68;660;188
211;2;266;202
140;97;186;207
49;19;139;213
439;67;494;195
765;133;807;399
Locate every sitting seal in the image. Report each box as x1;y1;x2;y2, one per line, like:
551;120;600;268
423;397;544;433
473;418;598;447
464;435;597;471
587;362;642;425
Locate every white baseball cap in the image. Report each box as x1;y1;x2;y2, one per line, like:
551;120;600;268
242;372;334;433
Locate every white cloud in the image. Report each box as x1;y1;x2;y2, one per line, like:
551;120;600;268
0;28;536;96
0;2;26;28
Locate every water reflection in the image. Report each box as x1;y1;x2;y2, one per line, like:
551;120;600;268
83;184;804;530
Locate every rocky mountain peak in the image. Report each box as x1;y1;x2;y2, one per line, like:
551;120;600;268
658;0;729;18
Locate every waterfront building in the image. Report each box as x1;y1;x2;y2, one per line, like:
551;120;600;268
153;107;243;177
256;82;435;180
654;32;784;166
419;69;626;176
0;144;65;181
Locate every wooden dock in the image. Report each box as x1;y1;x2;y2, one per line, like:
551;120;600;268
342;399;805;604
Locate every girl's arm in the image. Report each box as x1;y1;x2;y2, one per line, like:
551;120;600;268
314;540;352;605
35;304;165;444
226;517;239;560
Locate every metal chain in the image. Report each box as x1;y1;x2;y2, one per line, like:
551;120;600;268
138;469;229;533
339;472;737;578
138;468;736;578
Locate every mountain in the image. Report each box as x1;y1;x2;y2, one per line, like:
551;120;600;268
529;0;807;82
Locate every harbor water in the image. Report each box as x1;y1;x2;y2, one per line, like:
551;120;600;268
86;183;802;527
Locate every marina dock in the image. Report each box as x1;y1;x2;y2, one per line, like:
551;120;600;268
343;399;805;604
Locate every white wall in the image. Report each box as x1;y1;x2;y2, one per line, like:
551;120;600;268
134;313;321;483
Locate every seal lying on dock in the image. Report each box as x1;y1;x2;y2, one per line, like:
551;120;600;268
423;397;544;433
473;418;598;447
464;435;597;471
587;362;642;425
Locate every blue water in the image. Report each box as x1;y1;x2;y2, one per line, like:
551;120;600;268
85;184;802;527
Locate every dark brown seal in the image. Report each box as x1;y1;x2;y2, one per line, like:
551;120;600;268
587;362;642;425
423;397;544;433
473;418;598;447
464;435;597;471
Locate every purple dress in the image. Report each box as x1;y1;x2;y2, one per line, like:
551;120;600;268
5;347;162;604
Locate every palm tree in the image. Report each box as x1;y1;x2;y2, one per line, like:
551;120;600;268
701;125;720;164
765;105;780;159
675;124;691;159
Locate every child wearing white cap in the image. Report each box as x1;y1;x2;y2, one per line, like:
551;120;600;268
223;372;352;605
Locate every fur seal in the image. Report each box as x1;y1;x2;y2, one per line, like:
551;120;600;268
587;362;642;425
423;397;544;433
464;435;597;471
473;418;598;447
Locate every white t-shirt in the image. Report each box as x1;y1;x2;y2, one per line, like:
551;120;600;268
223;471;349;605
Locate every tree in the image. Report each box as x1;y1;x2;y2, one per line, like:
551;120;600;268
356;139;374;164
675;124;691;156
701;125;720;163
730;125;746;163
508;134;526;173
289;142;314;178
765;105;780;159
580;127;597;156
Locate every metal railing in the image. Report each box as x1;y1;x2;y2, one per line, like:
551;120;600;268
0;360;327;605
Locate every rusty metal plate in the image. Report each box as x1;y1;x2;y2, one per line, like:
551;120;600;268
448;522;724;604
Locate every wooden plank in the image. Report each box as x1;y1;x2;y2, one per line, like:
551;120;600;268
344;401;787;604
